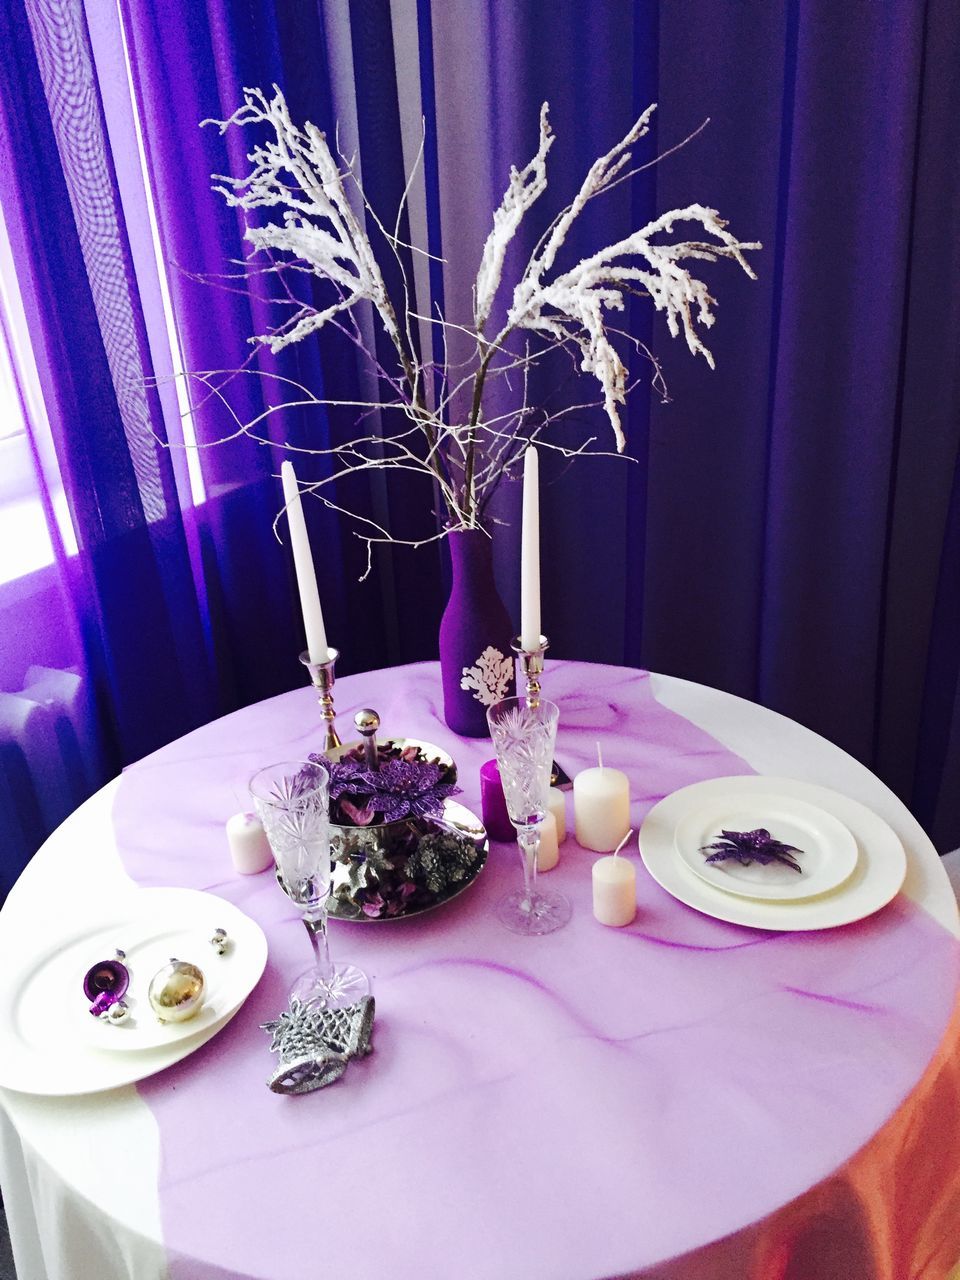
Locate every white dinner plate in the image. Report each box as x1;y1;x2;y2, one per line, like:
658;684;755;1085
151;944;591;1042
641;777;907;931
0;887;268;1095
674;793;859;901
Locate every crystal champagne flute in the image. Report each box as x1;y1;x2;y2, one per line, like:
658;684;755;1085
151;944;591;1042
250;760;368;1009
486;696;571;935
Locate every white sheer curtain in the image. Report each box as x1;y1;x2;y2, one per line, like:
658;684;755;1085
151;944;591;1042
0;219;96;896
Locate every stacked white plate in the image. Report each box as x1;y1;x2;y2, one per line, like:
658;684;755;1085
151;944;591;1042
640;777;907;930
0;887;268;1095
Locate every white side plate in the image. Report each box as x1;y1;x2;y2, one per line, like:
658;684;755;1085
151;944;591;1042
0;887;267;1095
641;777;907;931
674;793;858;901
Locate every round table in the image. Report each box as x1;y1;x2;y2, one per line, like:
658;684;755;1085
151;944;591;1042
1;661;959;1280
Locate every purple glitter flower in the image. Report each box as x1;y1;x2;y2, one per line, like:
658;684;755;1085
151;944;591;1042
701;828;804;873
321;756;460;825
311;755;363;801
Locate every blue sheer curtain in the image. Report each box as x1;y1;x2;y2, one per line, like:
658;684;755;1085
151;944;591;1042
0;0;957;905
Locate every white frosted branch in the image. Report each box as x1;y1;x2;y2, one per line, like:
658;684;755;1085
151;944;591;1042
509;202;760;450
474;102;554;333
205;86;408;365
531;104;657;288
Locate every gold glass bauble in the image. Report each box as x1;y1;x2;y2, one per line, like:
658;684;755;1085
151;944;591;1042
148;959;205;1023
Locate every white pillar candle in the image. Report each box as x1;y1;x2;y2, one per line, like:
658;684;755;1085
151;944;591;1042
226;812;274;875
593;854;637;927
546;787;567;842
520;446;541;650
280;460;329;664
574;748;630;852
592;831;637;927
536;812;560;872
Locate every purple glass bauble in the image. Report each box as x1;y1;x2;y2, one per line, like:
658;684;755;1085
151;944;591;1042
83;958;129;1016
438;530;516;737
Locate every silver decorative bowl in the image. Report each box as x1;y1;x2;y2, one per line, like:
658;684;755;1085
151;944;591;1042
327;799;487;922
322;737;486;922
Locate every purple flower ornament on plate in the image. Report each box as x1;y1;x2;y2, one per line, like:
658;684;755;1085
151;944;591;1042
700;828;804;873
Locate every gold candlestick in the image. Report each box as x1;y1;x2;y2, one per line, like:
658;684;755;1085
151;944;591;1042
299;648;342;751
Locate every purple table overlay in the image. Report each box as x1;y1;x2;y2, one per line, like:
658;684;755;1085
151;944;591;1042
111;662;960;1280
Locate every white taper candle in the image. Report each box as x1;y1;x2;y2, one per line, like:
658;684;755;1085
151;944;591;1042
520;446;541;651
281;460;329;664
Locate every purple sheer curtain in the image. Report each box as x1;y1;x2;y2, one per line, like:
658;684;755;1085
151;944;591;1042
641;0;960;851
0;0;957;905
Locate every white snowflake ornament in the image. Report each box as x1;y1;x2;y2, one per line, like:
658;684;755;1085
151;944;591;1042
461;647;513;706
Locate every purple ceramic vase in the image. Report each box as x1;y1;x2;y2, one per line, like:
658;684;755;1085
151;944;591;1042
439;530;516;737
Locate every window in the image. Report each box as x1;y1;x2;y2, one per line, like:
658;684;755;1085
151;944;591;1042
0;1;206;590
0;198;73;586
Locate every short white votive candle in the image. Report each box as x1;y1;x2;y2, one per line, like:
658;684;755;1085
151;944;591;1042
574;766;630;852
536;812;559;872
226;812;274;875
592;851;637;927
546;788;567;843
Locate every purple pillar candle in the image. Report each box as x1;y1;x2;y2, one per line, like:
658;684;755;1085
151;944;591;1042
479;760;516;842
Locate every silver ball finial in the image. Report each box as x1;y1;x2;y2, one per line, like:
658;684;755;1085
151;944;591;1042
355;708;380;771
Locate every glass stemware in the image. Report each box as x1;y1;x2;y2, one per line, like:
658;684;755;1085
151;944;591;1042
486;696;571;935
250;760;369;1009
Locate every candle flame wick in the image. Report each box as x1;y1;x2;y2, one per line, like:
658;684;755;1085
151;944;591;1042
596;741;603;770
613;829;633;858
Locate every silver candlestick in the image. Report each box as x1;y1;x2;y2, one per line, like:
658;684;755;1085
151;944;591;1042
512;635;549;708
511;635;571;788
299;648;342;751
